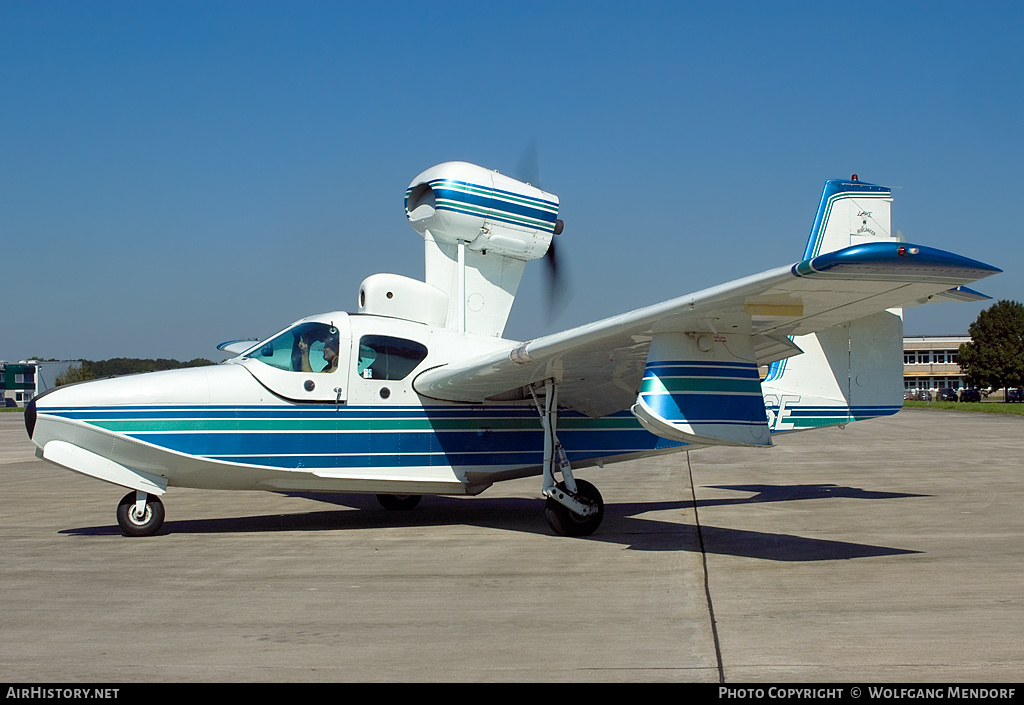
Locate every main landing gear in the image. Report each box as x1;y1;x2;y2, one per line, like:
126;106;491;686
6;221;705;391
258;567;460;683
376;494;423;511
532;380;605;537
116;491;165;537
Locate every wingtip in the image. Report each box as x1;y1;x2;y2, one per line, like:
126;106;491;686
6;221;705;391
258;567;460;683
794;242;1002;282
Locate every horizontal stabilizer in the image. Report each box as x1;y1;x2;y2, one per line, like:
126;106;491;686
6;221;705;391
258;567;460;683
906;285;992;306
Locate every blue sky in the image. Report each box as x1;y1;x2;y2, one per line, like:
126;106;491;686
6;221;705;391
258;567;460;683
2;1;1021;362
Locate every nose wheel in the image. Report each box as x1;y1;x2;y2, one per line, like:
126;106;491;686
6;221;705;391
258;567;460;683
116;491;165;537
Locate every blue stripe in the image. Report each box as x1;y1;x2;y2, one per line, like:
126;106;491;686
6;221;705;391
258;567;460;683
640;392;768;424
765;405;901;416
434;202;558;233
433;188;557;222
43;404;547;420
763;359;786;382
423;179;558;210
41;404;685;470
644;361;760;379
124;427;675;467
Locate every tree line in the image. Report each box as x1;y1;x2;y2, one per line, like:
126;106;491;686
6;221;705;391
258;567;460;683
55;358;214;386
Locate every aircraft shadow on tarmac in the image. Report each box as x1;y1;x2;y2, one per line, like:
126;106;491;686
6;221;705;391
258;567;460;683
698;483;928;507
61;483;923;561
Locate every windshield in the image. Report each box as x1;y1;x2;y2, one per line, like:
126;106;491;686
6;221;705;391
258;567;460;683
248;321;341;373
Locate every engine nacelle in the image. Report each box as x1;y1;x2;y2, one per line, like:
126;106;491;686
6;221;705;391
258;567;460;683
405;161;560;261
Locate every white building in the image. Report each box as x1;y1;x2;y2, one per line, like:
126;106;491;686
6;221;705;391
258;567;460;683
902;336;970;391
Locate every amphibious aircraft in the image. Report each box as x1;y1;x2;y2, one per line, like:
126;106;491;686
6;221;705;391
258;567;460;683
25;162;1000;537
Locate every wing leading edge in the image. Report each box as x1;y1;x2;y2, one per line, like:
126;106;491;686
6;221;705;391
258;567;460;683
412;242;1000;418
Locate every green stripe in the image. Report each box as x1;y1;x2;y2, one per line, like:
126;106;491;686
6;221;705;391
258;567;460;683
639;377;763;394
87;415;644;434
785;416;881;429
793;260;816;276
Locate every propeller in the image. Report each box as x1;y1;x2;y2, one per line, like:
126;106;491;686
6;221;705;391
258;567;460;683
516;139;570;322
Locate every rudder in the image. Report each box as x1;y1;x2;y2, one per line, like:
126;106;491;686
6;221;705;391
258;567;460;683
763;177;903;433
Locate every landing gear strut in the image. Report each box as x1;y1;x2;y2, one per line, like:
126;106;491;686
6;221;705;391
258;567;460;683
116;491;165;537
532;380;605;536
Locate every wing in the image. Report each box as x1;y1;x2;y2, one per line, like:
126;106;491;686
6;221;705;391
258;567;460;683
413;242;1000;418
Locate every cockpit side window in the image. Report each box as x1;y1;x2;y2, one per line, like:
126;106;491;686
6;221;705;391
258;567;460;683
249;322;342;373
356;335;428;380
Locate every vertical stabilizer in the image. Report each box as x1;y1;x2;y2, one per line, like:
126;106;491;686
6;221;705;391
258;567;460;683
763;178;903;432
803;177;894;259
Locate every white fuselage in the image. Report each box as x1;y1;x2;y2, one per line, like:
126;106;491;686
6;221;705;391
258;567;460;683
28;312;689;498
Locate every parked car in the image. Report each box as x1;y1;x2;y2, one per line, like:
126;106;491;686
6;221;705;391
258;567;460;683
960;388;981;403
903;390;916;401
1007;388;1024;403
937;388;958;401
915;390;932;401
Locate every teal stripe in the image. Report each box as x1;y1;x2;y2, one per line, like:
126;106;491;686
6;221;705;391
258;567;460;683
426;180;558;212
639;377;763;394
434;199;555;231
84;414;645;434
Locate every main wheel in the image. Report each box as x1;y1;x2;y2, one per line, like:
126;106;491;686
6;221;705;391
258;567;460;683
376;494;423;511
544;479;604;537
116;492;165;537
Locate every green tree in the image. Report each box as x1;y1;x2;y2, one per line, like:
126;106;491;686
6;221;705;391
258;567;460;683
82;358;214;379
55;363;95;386
958;300;1024;399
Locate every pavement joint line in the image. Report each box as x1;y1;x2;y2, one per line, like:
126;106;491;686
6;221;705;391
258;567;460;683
688;449;725;683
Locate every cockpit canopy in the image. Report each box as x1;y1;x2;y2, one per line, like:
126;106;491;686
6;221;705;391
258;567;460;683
236;314;352;402
235;312;433;403
250;321;342;374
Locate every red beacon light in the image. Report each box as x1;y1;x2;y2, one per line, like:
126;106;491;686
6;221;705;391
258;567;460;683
897;246;920;257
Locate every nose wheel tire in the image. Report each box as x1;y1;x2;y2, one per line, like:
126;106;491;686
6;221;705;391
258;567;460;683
544;479;604;537
116;492;165;537
376;494;423;511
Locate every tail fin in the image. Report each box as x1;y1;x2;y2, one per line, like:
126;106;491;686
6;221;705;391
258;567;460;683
762;178;903;432
802;177;894;258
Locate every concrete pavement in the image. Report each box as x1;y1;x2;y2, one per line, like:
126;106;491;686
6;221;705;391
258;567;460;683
1;409;1020;682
